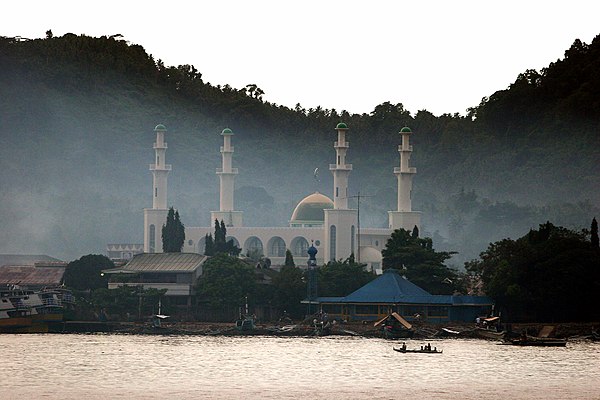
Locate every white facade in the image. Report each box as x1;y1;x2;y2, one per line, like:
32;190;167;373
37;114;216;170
388;127;422;231
143;124;171;253
142;124;422;271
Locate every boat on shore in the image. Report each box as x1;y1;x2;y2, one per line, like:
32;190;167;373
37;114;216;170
504;337;567;347
0;286;73;333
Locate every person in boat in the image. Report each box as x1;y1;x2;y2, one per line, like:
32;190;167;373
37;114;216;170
401;342;407;351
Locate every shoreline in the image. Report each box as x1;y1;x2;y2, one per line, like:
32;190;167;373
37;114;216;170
25;320;600;339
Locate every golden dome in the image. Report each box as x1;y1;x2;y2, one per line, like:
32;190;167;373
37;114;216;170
290;192;333;225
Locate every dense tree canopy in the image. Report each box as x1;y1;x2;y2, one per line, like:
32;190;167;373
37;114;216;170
0;33;598;264
318;258;376;297
63;254;113;291
466;221;600;321
196;254;256;308
381;229;461;294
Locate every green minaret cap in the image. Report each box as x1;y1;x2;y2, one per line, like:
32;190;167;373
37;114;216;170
221;128;234;135
336;122;348;130
154;124;167;132
400;126;412;133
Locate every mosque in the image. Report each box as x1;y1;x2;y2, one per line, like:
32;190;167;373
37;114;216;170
141;123;421;271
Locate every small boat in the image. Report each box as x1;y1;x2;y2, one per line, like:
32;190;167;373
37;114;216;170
505;337;567;347
393;347;443;354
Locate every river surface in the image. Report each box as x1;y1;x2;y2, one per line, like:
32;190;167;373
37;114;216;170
0;334;599;399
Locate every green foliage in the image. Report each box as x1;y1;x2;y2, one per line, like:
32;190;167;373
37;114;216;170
270;265;305;318
592;217;599;248
284;249;295;267
381;229;461;294
318;257;376;297
162;207;185;252
63;254;113;290
466;221;600;321
0;33;598;264
89;286;168;319
204;233;215;256
211;219;241;256
196;254;256;308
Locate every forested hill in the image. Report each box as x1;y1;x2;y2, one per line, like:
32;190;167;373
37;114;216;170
0;33;598;263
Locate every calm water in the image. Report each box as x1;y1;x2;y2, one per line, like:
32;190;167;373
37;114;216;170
0;334;599;399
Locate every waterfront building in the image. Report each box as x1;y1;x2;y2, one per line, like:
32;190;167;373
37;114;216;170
316;269;493;323
102;253;207;307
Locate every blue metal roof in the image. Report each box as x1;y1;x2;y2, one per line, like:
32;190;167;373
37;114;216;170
342;269;431;303
316;269;494;306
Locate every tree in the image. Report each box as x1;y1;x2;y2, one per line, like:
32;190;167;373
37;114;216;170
196;254;256;308
592;217;599;248
211;219;240;256
318;257;376;297
284;249;295;267
271;265;305;318
63;254;113;291
466;222;600;321
381;228;460;294
162;207;185;252
204;233;215;256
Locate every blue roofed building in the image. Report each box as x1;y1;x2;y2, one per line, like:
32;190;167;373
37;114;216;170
314;269;493;323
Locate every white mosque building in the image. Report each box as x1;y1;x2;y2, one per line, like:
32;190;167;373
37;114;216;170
141;123;421;272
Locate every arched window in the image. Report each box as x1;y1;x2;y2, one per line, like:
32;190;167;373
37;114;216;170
197;236;206;254
329;225;336;261
267;237;286;257
291;237;309;257
226;236;240;249
351;225;355;255
149;224;156;252
244;237;263;257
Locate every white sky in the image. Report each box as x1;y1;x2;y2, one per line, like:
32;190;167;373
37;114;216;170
4;1;599;116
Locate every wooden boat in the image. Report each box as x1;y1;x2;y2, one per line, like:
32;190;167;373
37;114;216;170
393;347;443;354
506;337;567;347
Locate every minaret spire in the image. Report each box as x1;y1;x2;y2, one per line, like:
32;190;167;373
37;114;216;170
211;128;243;227
388;126;421;231
150;124;171;209
330;122;352;209
144;124;172;253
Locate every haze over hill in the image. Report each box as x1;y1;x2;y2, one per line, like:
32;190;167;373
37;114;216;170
0;33;598;264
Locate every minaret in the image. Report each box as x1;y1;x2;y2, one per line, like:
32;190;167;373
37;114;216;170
388;126;421;231
151;124;171;209
210;128;243;227
144;124;172;253
323;123;358;262
330;123;352;209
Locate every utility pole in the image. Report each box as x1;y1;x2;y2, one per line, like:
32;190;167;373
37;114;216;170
345;191;373;264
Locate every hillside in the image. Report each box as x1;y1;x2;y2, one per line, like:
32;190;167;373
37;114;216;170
0;33;598;263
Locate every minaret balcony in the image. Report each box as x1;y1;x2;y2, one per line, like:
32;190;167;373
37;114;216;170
400;145;413;152
394;167;416;174
220;146;234;153
216;168;239;174
153;143;168;149
334;141;349;149
149;164;172;171
329;164;353;171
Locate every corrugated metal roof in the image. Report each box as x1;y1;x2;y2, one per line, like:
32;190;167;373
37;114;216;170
0;266;65;286
317;269;494;306
0;254;64;267
115;253;207;272
342;269;432;303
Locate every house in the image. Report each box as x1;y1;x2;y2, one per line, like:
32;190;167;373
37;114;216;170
314;269;494;323
102;253;207;307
